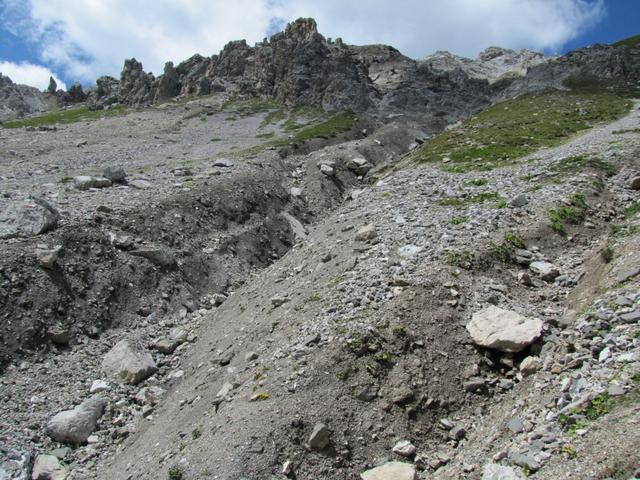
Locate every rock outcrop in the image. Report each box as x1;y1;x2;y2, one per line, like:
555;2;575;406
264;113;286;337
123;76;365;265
0;73;48;121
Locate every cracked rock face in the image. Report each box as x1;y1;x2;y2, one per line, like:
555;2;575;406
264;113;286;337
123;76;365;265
466;306;543;353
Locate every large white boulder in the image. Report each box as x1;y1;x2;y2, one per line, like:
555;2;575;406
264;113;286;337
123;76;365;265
466;306;542;353
101;339;157;385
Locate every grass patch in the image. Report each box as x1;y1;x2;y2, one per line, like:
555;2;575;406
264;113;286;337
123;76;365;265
552;155;617;178
438;191;502;207
546;193;588;233
58;176;73;184
612;34;640;48
504;232;526;249
443;250;473;269
210;137;223;142
465;178;488;186
270;111;355;147
612;128;640;135
221;97;280;117
255;132;275;139
2;105;128;128
411;90;631;172
624;201;640;219
449;216;469;225
167;465;183;480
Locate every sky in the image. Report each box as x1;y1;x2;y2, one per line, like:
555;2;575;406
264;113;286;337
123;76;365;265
0;0;638;91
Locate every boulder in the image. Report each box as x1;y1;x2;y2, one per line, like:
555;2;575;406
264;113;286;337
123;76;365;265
308;423;330;450
529;261;560;282
481;463;524;480
629;176;640;190
31;454;66;480
0;196;59;239
347;157;371;176
101;339;157;385
360;462;417;480
73;176;112;190
103;166;127;183
46;396;107;445
466;306;543;352
355;224;378;241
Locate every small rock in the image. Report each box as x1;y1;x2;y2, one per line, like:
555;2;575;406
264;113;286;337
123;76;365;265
213;159;234;168
36;245;62;269
89;380;110;394
481;463;524;480
308;423;330;450
103;167;127;183
319;163;335;177
46;396;107;445
506;417;524;434
519;356;542;376
355;224;377;241
616;266;640;283
0;196;60;239
347;157;371;176
271;295;289;307
134;386;166;405
360;462;417;480
282;460;294;476
509;193;529;208
517;271;533;286
628;176;640;190
73;176;111;190
47;326;70;346
529;261;560;282
130;247;176;267
245;351;259;362
449;425;466;440
31;454;66;480
392;440;416;457
129;179;151;190
290;187;302;198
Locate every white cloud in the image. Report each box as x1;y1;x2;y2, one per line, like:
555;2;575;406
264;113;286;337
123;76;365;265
3;0;605;84
0;60;66;90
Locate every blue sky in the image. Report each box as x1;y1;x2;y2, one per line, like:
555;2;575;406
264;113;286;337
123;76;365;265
0;0;638;90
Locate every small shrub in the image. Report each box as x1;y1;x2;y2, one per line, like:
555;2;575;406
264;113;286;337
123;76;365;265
546;193;588;233
601;245;614;263
624;201;640;219
168;465;183;480
191;428;201;440
449;216;469;225
504;232;525;249
443;250;473;269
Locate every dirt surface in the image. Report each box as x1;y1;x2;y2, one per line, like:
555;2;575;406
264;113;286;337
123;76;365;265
1;94;640;480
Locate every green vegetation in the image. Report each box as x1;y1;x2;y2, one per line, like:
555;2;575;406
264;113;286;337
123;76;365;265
438;191;503;207
465;178;488;186
546;193;588;233
624;201;640;219
167;465;183;480
210;137;223;142
221;97;280;116
411;91;631;172
504;232;526;249
551;155;617;178
58;176;73;184
612;128;640;135
270;111;355;147
252;392;270;401
612;34;640;48
191;428;201;440
600;245;615;263
443;250;474;269
2;105;128;129
449;215;469;225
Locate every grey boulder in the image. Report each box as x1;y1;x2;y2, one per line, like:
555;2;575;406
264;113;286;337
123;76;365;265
46;396;107;445
481;463;524;479
101;339;157;385
466;306;543;352
0;196;59;239
360;462;417;480
31;454;67;480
